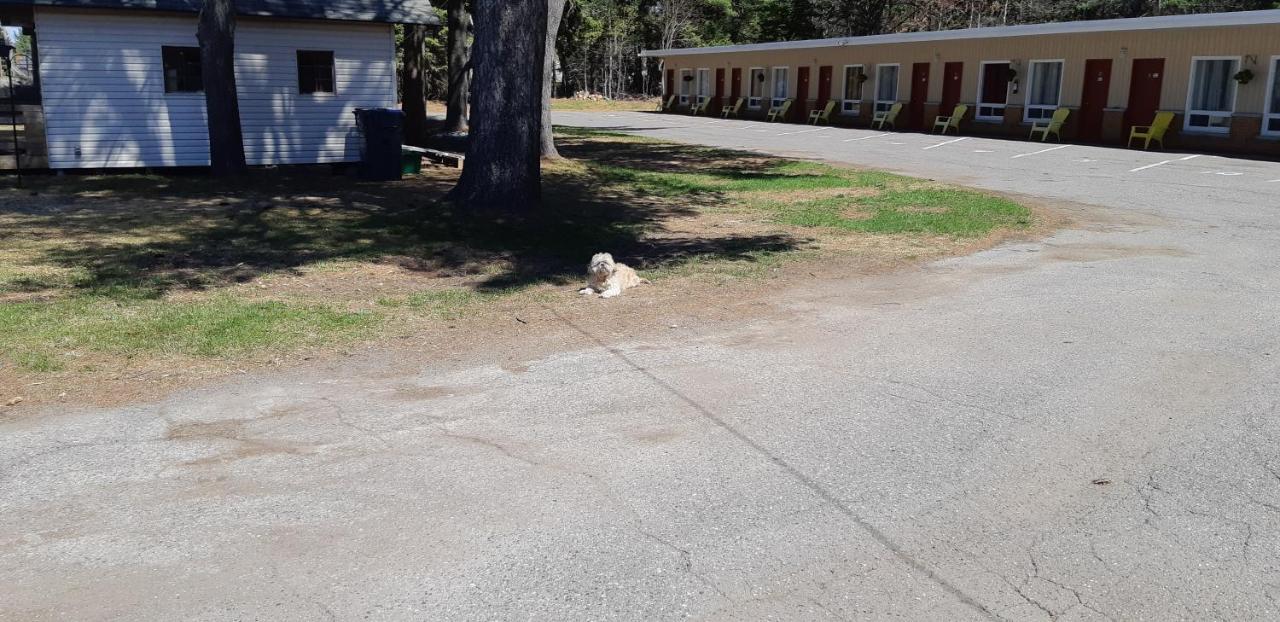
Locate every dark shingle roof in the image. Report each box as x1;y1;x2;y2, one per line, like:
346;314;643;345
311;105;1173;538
0;0;440;24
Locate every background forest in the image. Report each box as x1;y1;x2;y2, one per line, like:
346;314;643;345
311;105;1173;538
411;0;1279;101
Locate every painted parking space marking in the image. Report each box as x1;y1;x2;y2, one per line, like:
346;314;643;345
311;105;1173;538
1129;154;1200;173
843;133;893;142
777;126;833;137
1011;145;1070;159
1269;179;1280;183
973;149;996;153
923;137;968;150
1204;171;1244;176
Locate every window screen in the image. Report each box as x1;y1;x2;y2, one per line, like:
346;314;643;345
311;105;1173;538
162;46;203;93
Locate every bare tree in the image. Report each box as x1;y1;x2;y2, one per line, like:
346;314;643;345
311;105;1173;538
447;0;548;210
197;0;246;176
540;0;569;159
444;0;473;134
401;24;430;146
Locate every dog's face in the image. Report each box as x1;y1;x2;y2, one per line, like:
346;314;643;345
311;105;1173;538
588;253;616;278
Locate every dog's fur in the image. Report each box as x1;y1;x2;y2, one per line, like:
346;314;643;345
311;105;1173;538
579;253;648;298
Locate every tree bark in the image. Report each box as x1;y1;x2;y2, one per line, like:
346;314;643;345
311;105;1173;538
447;0;547;210
197;0;247;177
540;0;568;159
444;0;472;134
401;24;429;146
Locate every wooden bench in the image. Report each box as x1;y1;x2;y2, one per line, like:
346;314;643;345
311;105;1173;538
402;145;465;170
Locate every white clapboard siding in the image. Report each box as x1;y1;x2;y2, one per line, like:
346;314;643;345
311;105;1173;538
35;9;397;169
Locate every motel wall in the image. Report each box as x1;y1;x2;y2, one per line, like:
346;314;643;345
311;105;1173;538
656;22;1280;156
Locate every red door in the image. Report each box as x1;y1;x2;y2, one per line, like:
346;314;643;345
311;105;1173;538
1079;59;1112;142
909;62;931;130
1125;58;1164;136
731;67;742;100
817;66;833;109
940;62;963;116
665;69;674;103
714;68;726;112
796;66;811;121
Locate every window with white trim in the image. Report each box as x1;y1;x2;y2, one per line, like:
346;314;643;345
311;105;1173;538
678;69;692;105
748;67;765;109
1024;60;1063;122
1266;57;1280;136
842;64;864;115
977;61;1011;121
695;68;712;104
771;67;789;107
874;64;898;114
1185;57;1239;133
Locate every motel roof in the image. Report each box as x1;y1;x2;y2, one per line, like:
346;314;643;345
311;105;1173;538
639;9;1280;57
0;0;440;25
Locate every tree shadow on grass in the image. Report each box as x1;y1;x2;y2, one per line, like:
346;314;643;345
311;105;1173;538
2;137;804;300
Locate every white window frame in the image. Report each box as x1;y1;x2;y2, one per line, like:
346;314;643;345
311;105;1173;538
771;66;790;108
976;60;1011;122
841;64;864;116
1023;59;1064;123
678;69;692;105
873;63;900;115
695;68;712;105
1183;55;1240;135
748;67;765;109
1265;56;1280;137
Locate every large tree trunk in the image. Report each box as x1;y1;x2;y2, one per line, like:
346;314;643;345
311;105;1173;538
443;0;472;134
401;24;429;146
447;0;547;210
539;0;568;159
197;0;247;177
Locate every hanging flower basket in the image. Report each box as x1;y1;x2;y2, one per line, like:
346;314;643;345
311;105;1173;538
682;75;694;82
855;72;868;84
1006;68;1018;82
1234;69;1254;85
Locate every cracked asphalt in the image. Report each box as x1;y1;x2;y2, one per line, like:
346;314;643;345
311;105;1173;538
4;111;1280;620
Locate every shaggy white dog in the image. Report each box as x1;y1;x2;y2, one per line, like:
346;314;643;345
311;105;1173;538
579;253;648;298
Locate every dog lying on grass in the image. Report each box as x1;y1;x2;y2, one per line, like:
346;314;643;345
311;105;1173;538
579;253;649;298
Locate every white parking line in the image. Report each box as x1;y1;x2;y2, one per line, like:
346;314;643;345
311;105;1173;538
843;133;893;143
1269;179;1280;183
1130;154;1200;173
973;149;995;153
1011;145;1070;159
1204;171;1243;176
923;137;968;150
777;126;833;137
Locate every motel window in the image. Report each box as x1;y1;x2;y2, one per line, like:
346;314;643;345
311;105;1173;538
1185;57;1239;133
1024;60;1063;122
748;67;765;109
978;61;1011;121
297;50;336;94
874;64;898;114
1266;57;1280;136
842;64;864;115
678;69;693;104
161;46;203;93
771;67;789;107
696;68;712;104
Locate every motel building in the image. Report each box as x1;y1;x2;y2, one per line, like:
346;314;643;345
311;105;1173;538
644;9;1280;158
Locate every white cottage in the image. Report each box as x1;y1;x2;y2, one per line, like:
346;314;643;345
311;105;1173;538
0;0;438;169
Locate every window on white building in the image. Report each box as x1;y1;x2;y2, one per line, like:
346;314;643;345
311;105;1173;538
1185;57;1239;133
678;69;692;104
874;64;898;114
1263;57;1280;136
748;67;765;109
842;64;864;115
977;61;1011;121
771;67;789;107
696;68;712;104
1024;60;1063;122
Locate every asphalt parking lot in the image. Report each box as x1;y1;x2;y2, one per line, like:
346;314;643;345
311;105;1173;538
3;111;1280;621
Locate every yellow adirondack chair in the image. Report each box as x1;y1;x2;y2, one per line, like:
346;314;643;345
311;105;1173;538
767;99;793;122
1029;108;1070;142
871;102;903;130
722;97;745;118
1128;111;1175;150
932;104;968;135
808;100;837;125
660;95;677;112
689;100;707;115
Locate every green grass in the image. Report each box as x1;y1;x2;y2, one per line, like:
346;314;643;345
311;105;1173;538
775;189;1033;237
0;296;376;364
377;287;520;321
